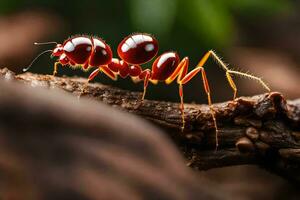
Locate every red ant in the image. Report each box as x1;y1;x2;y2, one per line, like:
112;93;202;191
24;33;270;148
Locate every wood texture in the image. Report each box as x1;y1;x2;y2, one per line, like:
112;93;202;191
1;68;300;184
0;69;229;200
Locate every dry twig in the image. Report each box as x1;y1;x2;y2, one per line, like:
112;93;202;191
1;68;300;184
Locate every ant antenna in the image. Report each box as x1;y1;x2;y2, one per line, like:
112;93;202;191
34;41;58;46
23;49;53;72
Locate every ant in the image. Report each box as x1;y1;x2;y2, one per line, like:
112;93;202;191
24;33;271;149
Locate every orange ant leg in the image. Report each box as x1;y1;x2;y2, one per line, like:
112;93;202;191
201;70;219;150
165;57;219;148
180;67;219;150
179;83;185;131
208;50;270;93
100;65;118;81
165;58;189;84
80;66;117;97
53;62;60;76
196;50;270;100
141;70;152;101
88;67;101;82
226;72;237;99
88;66;117;82
165;58;189;131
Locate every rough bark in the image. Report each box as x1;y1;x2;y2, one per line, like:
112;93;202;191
0;69;229;200
1;68;300;184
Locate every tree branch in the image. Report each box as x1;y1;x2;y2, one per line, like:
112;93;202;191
1;68;300;183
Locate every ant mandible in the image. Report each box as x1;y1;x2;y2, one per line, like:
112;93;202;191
24;33;271;148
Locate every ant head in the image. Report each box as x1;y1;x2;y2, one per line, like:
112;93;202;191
52;44;64;57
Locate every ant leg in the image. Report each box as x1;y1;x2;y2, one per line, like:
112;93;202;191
180;67;219;150
80;66;117;98
53;62;60;76
136;69;152;101
197;50;270;100
209;50;270;93
142;71;151;101
165;57;219;147
165;58;189;84
226;72;237;99
100;65;118;81
196;50;239;99
227;70;270;92
88;67;101;82
179;83;185;131
165;58;189;131
88;66;117;82
200;69;219;150
79;67;101;97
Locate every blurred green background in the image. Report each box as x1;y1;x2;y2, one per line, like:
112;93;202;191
0;0;299;103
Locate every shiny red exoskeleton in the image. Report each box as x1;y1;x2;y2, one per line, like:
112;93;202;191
26;33;271;148
51;36;113;74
